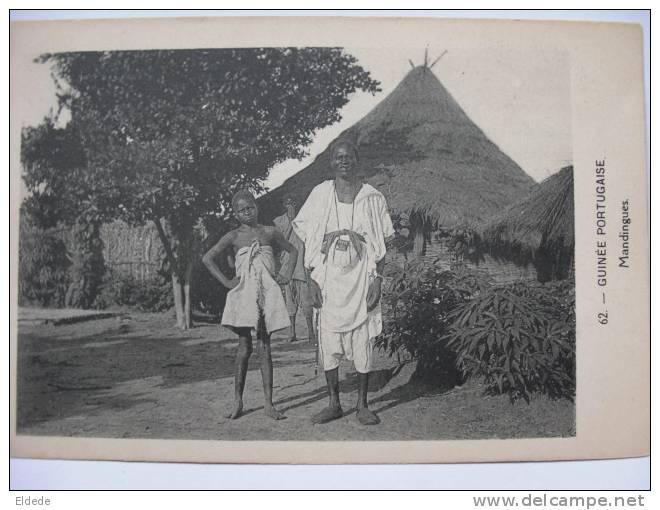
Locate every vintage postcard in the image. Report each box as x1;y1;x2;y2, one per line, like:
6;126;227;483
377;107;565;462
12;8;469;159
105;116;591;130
10;15;649;464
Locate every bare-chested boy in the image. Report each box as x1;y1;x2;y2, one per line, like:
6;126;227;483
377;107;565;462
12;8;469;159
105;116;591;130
202;190;298;420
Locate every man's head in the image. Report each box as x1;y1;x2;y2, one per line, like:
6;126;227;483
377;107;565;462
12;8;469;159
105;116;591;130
330;139;359;180
232;189;258;226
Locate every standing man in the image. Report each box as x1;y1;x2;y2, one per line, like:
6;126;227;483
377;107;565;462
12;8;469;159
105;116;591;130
273;198;316;343
292;139;394;426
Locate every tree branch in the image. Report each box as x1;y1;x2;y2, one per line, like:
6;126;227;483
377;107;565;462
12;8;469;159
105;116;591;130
153;217;177;269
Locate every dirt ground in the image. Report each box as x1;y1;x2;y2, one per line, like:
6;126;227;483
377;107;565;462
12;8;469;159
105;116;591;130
16;310;575;441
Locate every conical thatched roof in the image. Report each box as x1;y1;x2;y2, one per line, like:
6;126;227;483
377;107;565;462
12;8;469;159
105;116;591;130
477;165;574;281
259;65;535;225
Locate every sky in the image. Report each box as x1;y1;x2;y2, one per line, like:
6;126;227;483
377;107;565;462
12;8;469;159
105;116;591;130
19;45;573;192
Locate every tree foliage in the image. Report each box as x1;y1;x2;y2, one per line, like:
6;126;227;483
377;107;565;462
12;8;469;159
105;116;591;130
21;122;108;308
18;211;71;307
21;120;105;227
23;48;380;326
38;48;380;230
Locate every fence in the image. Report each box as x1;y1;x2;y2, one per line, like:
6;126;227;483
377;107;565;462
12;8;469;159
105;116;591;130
19;218;167;283
105;260;162;281
101;221;165;282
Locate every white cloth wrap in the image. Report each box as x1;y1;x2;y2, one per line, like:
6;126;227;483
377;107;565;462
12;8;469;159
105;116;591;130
221;240;291;334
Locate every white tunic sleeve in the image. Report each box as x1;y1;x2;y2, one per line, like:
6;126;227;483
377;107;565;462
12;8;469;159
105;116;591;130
363;192;395;263
292;183;331;272
291;191;316;269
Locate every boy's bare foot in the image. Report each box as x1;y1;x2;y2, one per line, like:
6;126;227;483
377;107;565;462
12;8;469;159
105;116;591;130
264;405;286;420
356;407;380;425
311;405;343;424
225;401;243;419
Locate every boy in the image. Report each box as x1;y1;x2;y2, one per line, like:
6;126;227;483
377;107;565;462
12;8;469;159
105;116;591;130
202;190;298;420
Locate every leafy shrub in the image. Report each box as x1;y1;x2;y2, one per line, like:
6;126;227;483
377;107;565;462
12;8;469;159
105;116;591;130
378;258;492;385
445;227;478;260
446;279;575;401
95;272;173;312
65;221;106;308
19;209;107;309
18;229;71;307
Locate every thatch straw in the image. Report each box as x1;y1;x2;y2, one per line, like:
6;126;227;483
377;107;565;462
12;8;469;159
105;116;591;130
259;66;534;227
477;165;574;281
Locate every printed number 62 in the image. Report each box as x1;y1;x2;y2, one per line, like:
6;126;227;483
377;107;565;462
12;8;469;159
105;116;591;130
598;312;608;325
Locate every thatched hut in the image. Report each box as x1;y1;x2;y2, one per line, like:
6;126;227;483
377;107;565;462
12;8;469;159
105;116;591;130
259;63;535;256
477;165;574;281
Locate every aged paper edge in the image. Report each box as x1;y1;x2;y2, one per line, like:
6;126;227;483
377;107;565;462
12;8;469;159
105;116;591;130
9;15;650;464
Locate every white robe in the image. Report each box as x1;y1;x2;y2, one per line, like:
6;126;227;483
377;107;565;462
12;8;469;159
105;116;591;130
292;181;394;336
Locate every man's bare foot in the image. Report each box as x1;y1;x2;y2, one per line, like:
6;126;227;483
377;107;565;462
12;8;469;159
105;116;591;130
224;401;243;419
356;407;380;425
311;405;343;424
264;405;286;420
290;336;298;343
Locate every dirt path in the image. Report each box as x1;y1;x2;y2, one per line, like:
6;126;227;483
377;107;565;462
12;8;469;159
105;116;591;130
16;311;574;440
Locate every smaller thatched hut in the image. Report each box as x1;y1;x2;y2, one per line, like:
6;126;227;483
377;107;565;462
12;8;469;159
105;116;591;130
477;165;574;282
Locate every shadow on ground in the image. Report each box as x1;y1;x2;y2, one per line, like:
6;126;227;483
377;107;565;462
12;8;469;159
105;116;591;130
16;314;310;430
16;311;576;441
273;364;414;415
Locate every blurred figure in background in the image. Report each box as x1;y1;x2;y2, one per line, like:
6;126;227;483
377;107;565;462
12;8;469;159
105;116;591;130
274;197;316;344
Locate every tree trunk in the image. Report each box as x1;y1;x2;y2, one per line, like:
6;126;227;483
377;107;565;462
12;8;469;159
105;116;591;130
413;230;426;258
172;273;186;329
154;218;194;330
183;256;193;329
171;260;194;330
183;282;192;329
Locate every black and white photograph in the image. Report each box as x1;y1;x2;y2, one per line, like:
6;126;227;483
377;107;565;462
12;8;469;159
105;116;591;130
10;15;648;465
